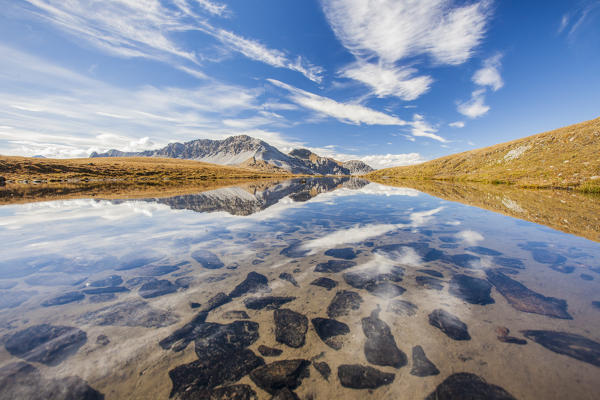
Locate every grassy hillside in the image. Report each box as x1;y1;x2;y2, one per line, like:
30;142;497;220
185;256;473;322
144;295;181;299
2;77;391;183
368;117;600;192
0;156;295;183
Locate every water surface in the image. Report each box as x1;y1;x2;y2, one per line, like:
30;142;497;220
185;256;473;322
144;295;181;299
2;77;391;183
1;178;599;399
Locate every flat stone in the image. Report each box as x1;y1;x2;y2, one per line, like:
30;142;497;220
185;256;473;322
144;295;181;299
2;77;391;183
493;257;525;270
310;277;337;290
195;321;260;360
159;312;209;352
258;345;283;357
174;276;194;289
191;250;225;269
498;336;527;345
125;277;157;287
313;361;331;380
324;248;358;260
592;301;600;310
279;273;299;287
222;310;250;320
386;299;418;317
88;293;116;303
425;373;516;400
0;290;35;310
449;274;494;305
521;330;600;367
116;254;164;270
96;334;110;346
486;270;572;319
410;345;439;376
25;274;87;287
88;274;122;287
80;300;178;328
41;291;85;307
271;388;300;400
362;310;407;368
416;276;444;290
418;269;444;278
343;267;404;290
274;309;308;348
174;385;258;400
549;265;575;274
0;361;104;400
250;359;310;395
229;272;270;298
315;260;357;273
327;290;363;318
200;292;232;313
448;253;480;269
280;242;310;258
245;296;295;310
138;264;180;276
531;249;567;265
465;246;502;256
311;318;350;350
4;324;87;366
138;279;177;298
82;286;130;295
367;282;406;299
428;309;471;341
337;364;395;389
169;350;264;397
581;274;594;281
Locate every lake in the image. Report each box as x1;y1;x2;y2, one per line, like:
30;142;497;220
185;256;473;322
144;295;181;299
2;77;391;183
1;177;599;399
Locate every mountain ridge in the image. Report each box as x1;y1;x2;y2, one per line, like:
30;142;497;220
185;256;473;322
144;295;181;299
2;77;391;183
91;135;373;176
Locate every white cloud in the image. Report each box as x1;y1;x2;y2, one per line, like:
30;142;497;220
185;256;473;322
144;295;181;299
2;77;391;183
321;0;491;65
19;0;322;82
457;89;490;118
456;230;484;245
268;79;408;126
411;114;447;142
473;53;503;91
355;153;426;169
341;62;433;101
449;121;465;128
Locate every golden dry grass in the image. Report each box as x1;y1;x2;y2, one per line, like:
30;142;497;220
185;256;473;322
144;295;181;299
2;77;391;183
368;116;600;192
0;155;296;183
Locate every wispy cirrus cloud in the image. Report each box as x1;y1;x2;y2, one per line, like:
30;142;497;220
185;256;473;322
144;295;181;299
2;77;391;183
321;0;492;100
19;0;323;82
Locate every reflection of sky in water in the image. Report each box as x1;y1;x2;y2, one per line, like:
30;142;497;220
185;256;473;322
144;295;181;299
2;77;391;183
1;179;599;399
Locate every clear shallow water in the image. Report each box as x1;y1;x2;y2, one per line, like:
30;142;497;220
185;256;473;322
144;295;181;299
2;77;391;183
0;178;599;399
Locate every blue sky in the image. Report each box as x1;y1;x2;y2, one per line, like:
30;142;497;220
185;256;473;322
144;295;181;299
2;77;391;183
0;0;599;168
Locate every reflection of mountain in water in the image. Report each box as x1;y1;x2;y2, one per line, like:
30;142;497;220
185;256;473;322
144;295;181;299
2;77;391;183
149;177;369;216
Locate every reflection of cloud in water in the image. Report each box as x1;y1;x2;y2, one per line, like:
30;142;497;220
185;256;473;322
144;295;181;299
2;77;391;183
409;207;444;227
455;230;484;245
375;247;423;268
301;224;403;252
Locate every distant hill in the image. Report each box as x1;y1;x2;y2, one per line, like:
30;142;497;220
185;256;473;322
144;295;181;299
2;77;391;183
91;135;373;176
368;117;600;192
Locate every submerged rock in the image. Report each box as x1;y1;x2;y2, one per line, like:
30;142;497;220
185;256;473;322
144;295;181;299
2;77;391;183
313;361;331;381
195;321;260;360
465;246;502;256
125;276;157;288
367;282;406;299
258;345;283;357
416;276;444;290
310;277;337;290
89;274;122;287
199;292;231;313
138;264;180;276
249;359;310;395
229;272;270;298
274;309;308;348
271;388;300;400
279;272;299;287
174;384;257;400
327;290;363;318
448;253;480;269
521;330;600;367
449;274;494;305
486;270;572;319
96;334;110;346
337;364;395;389
315;260;357;273
4;324;87;366
343;266;404;290
138;279;177;298
410;345;440;377
280;242;310;258
159;312;209;352
428;309;471;341
362;310;407;368
88;293;116;303
191;250;224;269
222;310;250;320
531;249;567;265
493;257;525;270
311;318;350;350
0;361;104;400
41;291;85;307
169;350;264;397
581;274;594;281
324;248;358;260
82;286;129;295
418;269;444;278
425;373;516;400
386;299;418;317
245;296;295;310
0;290;35;310
81;300;178;328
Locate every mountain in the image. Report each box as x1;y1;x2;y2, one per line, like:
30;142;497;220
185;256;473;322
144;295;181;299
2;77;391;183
340;160;375;175
368;116;600;192
91;135;373;176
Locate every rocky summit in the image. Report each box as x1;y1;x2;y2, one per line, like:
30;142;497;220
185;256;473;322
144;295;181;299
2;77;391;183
91;135;373;175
